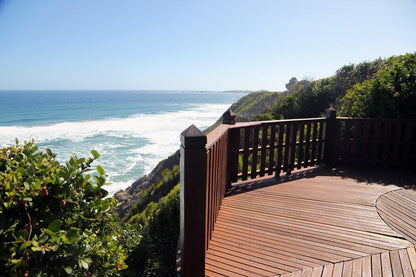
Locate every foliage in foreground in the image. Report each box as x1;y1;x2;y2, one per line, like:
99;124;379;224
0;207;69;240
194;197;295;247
0;141;126;276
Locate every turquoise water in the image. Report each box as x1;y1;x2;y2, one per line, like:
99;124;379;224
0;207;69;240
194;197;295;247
0;90;245;195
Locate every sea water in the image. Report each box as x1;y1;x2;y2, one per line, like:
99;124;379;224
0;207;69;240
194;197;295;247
0;90;246;195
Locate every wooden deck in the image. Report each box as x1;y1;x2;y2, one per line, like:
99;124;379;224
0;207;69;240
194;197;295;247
205;168;416;276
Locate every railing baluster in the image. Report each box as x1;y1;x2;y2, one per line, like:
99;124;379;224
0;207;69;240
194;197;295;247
207;147;212;242
371;120;381;164
288;122;297;174
268;124;276;175
403;121;414;165
276;123;285;176
212;145;216;236
344;120;352;163
351;119;361;163
392;121;403;166
283;123;291;173
230;128;240;183
242;127;250;181
260;125;268;177
297;122;305;169
382;120;392;164
317;120;324;164
251;126;259;179
304;122;312;168
311;121;318;165
362;121;371;163
323;108;337;166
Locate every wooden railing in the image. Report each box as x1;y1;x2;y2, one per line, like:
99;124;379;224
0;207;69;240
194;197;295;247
179;124;230;277
179;109;416;277
227;117;327;182
205;125;229;252
334;118;416;167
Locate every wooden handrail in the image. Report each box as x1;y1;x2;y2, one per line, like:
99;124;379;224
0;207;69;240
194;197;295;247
179;110;235;277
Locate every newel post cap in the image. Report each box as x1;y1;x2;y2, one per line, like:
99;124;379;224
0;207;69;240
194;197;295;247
326;106;337;119
180;125;207;148
222;109;236;125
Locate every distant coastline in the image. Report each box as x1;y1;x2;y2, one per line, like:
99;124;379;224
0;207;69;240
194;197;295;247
0;89;252;94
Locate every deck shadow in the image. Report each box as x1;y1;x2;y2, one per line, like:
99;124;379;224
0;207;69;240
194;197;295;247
227;165;416;197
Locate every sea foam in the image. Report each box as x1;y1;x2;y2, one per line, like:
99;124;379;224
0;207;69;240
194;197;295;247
0;103;230;195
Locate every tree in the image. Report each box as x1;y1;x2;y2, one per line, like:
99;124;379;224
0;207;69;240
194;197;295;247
0;141;126;276
285;77;298;90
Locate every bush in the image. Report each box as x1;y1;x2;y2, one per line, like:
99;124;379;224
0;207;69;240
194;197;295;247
341;53;416;118
124;185;180;277
0;140;126;276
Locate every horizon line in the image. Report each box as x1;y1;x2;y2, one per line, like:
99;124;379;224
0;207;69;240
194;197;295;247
0;89;255;93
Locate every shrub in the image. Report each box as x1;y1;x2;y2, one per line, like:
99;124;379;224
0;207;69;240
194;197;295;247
341;53;416;118
0;140;126;276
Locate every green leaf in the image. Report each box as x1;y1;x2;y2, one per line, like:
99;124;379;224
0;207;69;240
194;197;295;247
84;257;92;264
31;246;42;252
96;165;105;175
23;197;32;202
66;244;79;255
23;182;30;190
19;241;31;251
47;219;62;232
38;234;48;245
17;229;28;240
79;259;89;270
64;267;73;274
91;150;100;159
66;227;81;243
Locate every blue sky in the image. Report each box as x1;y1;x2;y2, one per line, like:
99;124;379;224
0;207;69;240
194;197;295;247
0;0;415;91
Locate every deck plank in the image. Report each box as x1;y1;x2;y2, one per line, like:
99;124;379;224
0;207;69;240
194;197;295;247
381;251;393;277
205;173;416;276
399;248;414;277
322;264;334;277
406;247;416;275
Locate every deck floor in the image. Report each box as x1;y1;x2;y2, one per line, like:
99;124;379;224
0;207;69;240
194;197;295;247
205;167;416;277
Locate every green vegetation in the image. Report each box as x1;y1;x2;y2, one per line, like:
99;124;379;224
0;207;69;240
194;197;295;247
0;140;126;276
125;166;179;225
122;185;179;277
0;140;180;277
257;52;416;120
341;53;416;118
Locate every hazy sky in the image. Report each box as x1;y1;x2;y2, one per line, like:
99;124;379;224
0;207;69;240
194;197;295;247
0;0;415;91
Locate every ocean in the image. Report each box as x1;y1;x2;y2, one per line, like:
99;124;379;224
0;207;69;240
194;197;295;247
0;90;246;195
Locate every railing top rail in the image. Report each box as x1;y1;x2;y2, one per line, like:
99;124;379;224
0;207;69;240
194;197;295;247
206;124;229;149
337;117;416;121
228;117;326;129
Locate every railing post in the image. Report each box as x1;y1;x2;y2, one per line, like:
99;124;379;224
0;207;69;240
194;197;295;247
180;125;207;277
324;107;337;166
223;110;236;187
222;109;236;125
